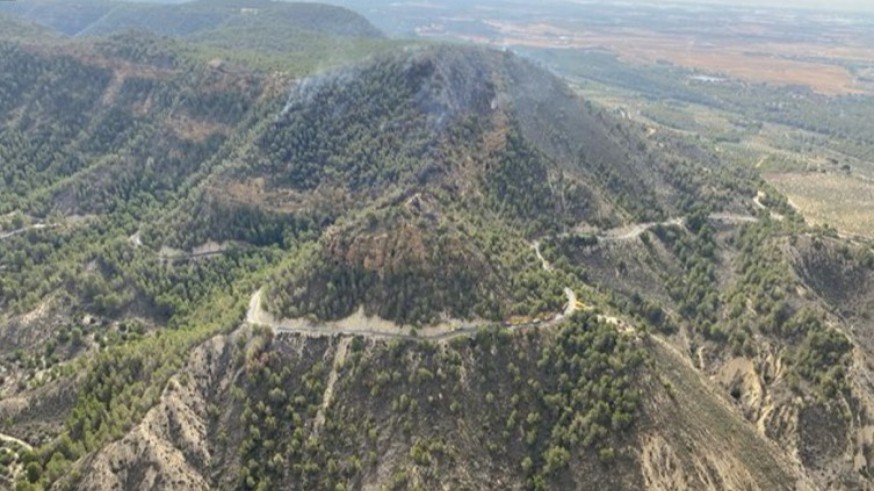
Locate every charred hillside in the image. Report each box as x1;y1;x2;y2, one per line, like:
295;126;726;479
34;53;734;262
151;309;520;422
194;45;757;326
243;45;740;226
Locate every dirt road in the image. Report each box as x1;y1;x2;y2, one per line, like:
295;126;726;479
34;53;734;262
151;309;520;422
246;212;758;341
0;432;32;452
246;287;578;341
0;223;52;240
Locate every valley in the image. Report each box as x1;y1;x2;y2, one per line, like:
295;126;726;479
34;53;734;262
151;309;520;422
333;0;874;241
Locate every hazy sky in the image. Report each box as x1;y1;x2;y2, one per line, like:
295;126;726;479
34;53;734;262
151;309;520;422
645;0;874;12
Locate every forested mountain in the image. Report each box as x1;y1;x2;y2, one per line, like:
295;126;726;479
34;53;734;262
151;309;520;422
0;14;57;42
0;0;382;40
0;3;872;491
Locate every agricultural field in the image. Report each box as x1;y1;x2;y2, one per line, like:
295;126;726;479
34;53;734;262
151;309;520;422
335;0;874;238
768;172;874;238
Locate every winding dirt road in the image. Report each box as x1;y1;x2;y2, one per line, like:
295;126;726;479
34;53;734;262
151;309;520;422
0;223;53;240
246;288;578;341
0;432;32;452
532;240;553;272
562;212;758;244
709;213;759;224
246;211;758;341
595;217;685;242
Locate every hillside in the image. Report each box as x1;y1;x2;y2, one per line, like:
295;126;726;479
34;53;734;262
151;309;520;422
0;0;383;40
0;14;58;42
0;8;871;491
209;45;755;327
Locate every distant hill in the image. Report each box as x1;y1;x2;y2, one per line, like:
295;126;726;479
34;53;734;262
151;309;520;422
0;0;383;40
0;12;58;41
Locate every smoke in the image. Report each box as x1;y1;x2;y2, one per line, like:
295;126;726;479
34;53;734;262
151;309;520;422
279;66;362;118
276;44;508;134
406;46;505;132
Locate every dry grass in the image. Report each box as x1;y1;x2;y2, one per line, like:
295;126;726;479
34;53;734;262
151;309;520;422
624;47;860;95
767;172;874;238
443;21;871;95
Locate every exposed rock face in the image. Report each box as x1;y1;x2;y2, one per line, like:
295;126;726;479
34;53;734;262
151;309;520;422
78;334;238;491
67;325;817;491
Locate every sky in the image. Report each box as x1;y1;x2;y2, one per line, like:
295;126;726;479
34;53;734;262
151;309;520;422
125;0;874;14
637;0;874;12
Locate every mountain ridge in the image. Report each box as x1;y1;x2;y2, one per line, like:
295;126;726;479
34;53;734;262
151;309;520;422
0;8;870;490
0;0;383;40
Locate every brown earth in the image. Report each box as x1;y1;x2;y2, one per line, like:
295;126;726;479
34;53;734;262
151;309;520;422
431;21;872;95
